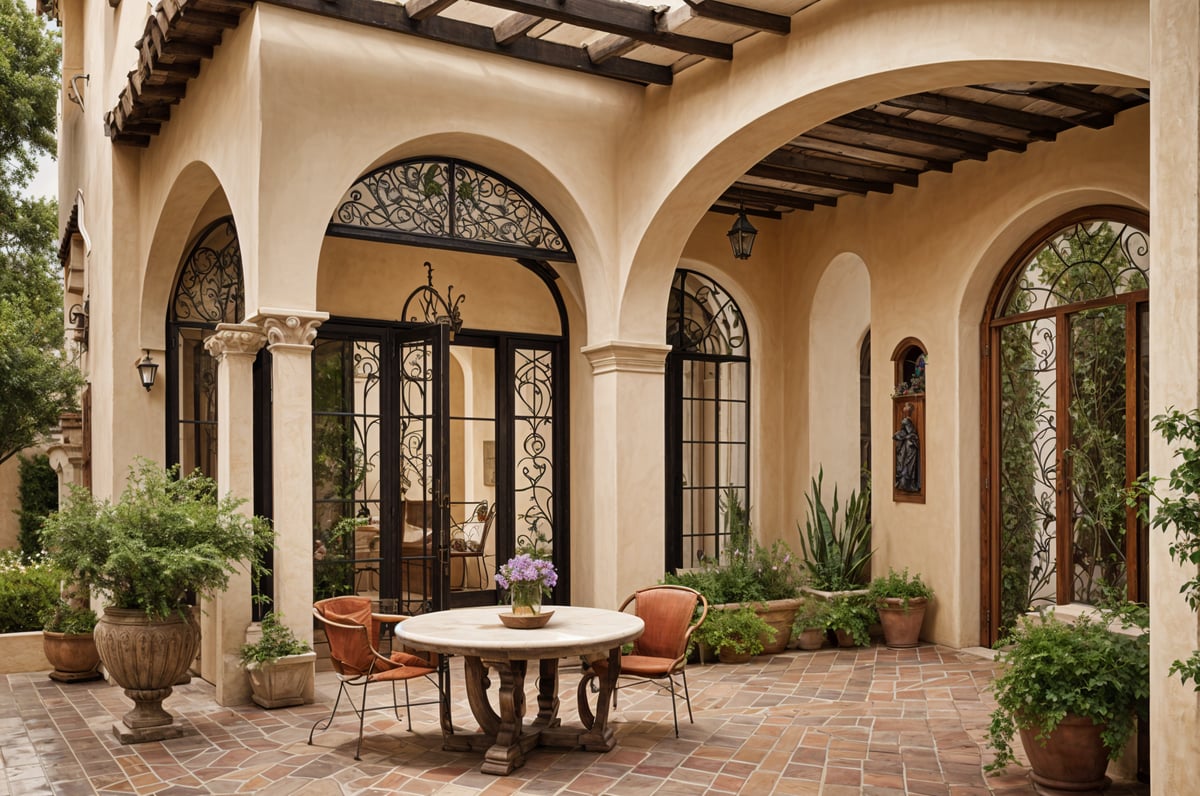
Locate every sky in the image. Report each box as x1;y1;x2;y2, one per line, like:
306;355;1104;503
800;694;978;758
25;0;57;202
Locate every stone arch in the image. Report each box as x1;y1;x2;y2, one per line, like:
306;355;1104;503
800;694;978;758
614;1;1149;343
140;161;239;351
808;252;871;493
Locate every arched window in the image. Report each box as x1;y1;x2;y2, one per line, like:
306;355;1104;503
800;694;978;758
665;269;750;570
982;207;1149;643
166;216;245;475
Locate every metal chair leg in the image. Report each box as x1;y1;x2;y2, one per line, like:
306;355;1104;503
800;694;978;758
682;669;694;723
667;675;680;737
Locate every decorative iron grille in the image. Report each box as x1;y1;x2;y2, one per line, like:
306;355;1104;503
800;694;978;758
331;158;571;260
667;270;747;355
514;347;555;553
171;217;244;324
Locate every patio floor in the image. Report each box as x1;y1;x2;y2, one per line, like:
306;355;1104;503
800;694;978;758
0;643;1150;795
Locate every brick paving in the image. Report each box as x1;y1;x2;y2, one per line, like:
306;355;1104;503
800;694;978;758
0;644;1149;795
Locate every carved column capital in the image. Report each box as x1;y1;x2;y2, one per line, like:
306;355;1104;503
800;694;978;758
251;308;329;352
204;323;267;361
580;340;671;375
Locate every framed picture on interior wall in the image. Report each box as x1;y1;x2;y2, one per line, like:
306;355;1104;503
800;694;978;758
483;440;496;486
891;338;926;504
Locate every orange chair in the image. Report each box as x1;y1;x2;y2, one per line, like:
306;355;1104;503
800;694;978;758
309;596;447;759
578;584;708;736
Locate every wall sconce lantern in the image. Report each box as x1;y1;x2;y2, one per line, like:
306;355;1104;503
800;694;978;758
727;205;758;260
137;351;159;392
67;299;89;350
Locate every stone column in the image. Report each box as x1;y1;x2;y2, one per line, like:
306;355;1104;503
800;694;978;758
1151;1;1200;789
580;340;671;608
251;309;327;695
203;323;267;706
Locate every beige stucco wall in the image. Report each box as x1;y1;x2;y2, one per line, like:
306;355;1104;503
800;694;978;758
69;1;1200;783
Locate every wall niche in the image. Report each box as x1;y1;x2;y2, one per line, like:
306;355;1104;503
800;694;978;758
891;338;926;504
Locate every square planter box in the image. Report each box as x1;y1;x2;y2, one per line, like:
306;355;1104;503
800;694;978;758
245;651;316;708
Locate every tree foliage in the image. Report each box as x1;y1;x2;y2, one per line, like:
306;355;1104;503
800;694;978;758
0;0;80;465
16;452;57;560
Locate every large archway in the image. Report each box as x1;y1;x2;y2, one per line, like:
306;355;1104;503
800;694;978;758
313;157;573;615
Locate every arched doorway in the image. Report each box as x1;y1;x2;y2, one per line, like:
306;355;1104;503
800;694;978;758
314;158;572;614
664;269;750;570
981;207;1150;644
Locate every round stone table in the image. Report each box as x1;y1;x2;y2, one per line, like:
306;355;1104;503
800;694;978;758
397;605;644;775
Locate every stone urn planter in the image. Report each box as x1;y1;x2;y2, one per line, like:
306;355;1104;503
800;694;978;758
875;596;928;649
94;607;200;743
246;652;318;708
43;631;102;682
1019;714;1111;792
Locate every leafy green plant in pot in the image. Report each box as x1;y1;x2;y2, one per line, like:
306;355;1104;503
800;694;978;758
985;606;1149;791
825;593;875;648
693;604;776;664
791;599;831;651
41;598;101;682
796;468;873;593
239;611;315;709
40;458;271;743
867;568;933;649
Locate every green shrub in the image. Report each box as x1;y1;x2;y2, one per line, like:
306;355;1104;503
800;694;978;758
824;594;876;646
16;453;57;561
0;551;60;633
985;607;1149;773
41;599;98;634
867;567;933;610
694;604;775;657
663;541;803;604
239;612;312;666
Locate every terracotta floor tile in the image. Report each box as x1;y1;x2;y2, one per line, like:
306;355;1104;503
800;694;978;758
0;645;1150;796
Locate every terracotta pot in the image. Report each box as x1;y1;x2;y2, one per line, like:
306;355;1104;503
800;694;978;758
711;598;801;655
94;607;199;739
876;597;928;648
246;652;317;708
834;629;858;648
717;645;753;664
795;628;826;651
1018;714;1111;792
43;631;102;681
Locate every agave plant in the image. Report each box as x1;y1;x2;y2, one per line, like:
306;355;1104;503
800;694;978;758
796;468;873;591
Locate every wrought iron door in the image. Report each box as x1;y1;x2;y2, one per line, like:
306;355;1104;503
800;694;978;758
982;209;1149;644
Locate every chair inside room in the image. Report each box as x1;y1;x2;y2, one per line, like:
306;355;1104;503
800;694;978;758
577;584;707;737
450;502;495;589
309;596;446;760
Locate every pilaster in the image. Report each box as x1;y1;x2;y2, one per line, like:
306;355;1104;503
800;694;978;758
202;323;267;706
249;308;327;704
580;340;672;608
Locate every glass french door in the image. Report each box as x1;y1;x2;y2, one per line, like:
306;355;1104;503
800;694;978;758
313;322;560;614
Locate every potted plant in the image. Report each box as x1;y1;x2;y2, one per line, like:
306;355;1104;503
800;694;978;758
39;458;271;743
41;598;101;682
663;491;805;653
796;469;873;596
825;593;875;647
985;606;1149;791
867;568;933;648
693;604;776;663
791;599;830;651
240;611;315;708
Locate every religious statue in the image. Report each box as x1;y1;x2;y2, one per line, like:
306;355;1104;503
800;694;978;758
894;401;921;492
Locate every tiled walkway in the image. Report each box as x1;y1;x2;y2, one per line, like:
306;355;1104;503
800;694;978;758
1;644;1149;795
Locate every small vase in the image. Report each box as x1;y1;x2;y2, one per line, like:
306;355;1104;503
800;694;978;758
509;582;543;616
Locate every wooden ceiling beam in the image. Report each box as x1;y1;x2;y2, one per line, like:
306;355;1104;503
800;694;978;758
721;187;814;212
828;112;993;160
709;203;784;219
493;12;542;45
854;109;1027;154
407;0;459;21
764;149;920;187
467;0;733;59
883;92;1072;140
725;183;836;208
683;0;789;34
746;162;894;195
791;133;955;173
587;34;640;64
261;0;673;84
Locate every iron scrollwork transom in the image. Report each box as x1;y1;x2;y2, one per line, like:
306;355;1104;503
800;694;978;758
667;269;748;356
171;216;245;324
330;158;572;261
